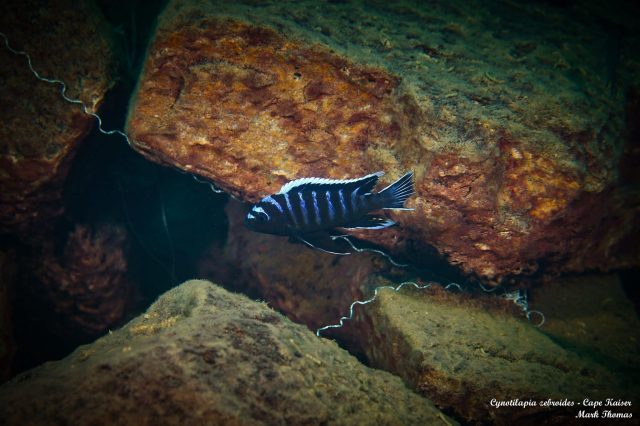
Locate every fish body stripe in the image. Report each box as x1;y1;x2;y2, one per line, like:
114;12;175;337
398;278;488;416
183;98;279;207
253;206;269;220
325;190;335;222
330;189;343;222
297;191;309;226
283;192;299;228
350;189;359;213
263;195;284;213
338;189;348;219
311;191;321;225
246;171;413;236
275;185;376;230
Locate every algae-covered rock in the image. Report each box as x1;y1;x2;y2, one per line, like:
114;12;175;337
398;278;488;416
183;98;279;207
353;285;640;424
0;0;116;236
127;0;639;282
0;280;456;425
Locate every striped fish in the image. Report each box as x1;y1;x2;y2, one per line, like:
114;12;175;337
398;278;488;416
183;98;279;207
245;171;414;254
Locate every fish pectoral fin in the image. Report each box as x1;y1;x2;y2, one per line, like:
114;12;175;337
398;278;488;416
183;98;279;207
296;231;353;255
341;215;396;230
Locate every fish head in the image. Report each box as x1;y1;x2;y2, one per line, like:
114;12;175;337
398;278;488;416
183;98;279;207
245;204;269;229
245;193;295;235
244;202;287;235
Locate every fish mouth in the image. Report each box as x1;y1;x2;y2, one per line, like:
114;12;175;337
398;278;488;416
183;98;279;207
244;214;261;231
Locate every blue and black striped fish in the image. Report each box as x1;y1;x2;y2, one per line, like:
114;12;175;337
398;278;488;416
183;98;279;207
244;171;414;254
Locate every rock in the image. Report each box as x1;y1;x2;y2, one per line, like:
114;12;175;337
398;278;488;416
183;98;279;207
0;0;116;236
197;200;639;423
28;223;134;337
0;280;456;425
529;273;640;369
6;223;135;378
127;0;639;282
351;284;640;424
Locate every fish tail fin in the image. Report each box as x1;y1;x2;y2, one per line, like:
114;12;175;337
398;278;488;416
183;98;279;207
377;171;415;209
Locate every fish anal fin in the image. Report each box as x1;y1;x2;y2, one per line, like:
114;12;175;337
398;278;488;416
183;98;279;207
341;215;396;230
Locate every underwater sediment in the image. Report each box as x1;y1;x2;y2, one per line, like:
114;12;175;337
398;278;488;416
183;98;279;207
127;0;640;282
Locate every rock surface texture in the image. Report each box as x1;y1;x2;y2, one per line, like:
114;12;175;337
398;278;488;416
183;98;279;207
28;223;133;337
530;273;640;371
127;0;639;282
352;285;640;424
0;280;456;426
0;0;116;236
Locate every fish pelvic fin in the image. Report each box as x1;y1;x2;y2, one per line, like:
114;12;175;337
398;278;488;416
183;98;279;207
377;171;415;209
295;231;353;255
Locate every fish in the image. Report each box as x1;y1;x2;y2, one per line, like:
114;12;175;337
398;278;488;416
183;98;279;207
244;171;415;254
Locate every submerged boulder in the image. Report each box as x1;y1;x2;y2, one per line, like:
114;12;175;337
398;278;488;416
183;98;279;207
352;283;640;424
0;280;456;425
0;0;116;236
127;0;639;282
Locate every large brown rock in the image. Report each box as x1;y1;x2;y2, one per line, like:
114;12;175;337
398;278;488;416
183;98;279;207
0;0;116;236
127;0;639;282
0;280;457;425
5;223;135;379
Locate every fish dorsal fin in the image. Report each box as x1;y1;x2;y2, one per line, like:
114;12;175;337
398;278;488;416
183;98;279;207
278;171;384;194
